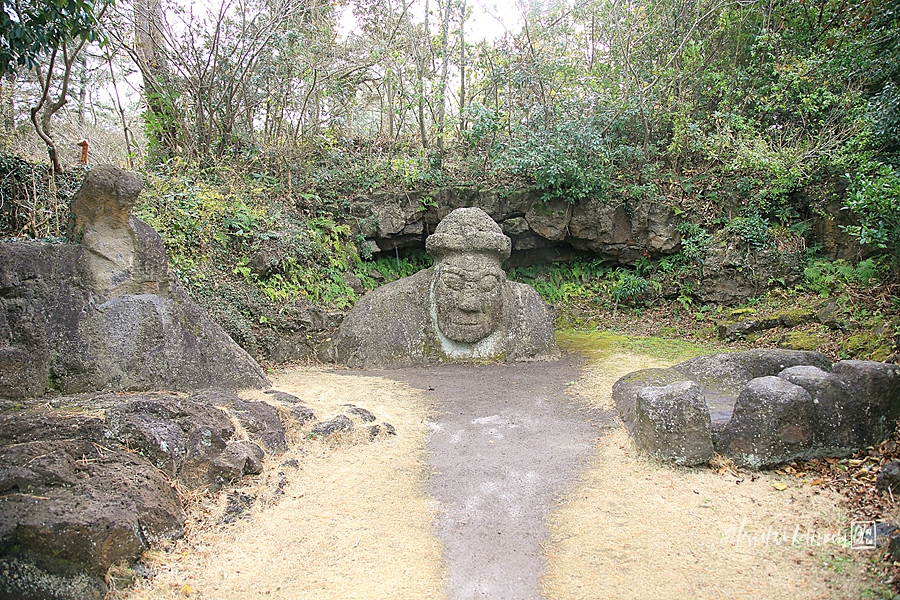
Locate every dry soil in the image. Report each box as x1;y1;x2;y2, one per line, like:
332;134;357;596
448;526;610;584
122;348;875;600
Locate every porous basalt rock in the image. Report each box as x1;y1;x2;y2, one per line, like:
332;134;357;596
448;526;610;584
264;390;317;424
0;440;185;572
715;376;817;469
350;188;683;266
104;390;287;488
0;386;301;598
0;554;108;600
612;368;694;427
0;411;186;600
311;415;354;437
326;207;558;368
699;242;803;305
0;165;269;398
308;406;396;440
345;186;869;308
632;381;714;466
831;360;900;441
613;349;900;468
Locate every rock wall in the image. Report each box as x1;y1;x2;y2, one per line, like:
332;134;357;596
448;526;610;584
0;165;269;399
346;187;831;305
349;187;682;265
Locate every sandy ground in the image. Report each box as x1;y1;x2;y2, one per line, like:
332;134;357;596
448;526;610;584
122;350;875;600
124;370;447;600
541;354;869;600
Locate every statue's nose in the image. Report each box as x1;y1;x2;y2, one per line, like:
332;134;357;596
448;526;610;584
458;287;480;311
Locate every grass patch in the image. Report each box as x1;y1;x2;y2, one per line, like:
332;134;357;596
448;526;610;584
556;329;732;363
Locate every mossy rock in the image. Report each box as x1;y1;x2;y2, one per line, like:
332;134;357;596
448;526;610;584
776;331;822;351
773;308;816;328
727;308;756;320
697;326;717;339
842;330;896;361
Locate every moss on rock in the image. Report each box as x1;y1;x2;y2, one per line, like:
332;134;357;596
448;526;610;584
777;331;822;351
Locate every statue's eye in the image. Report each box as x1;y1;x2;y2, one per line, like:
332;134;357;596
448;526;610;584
478;275;498;292
443;274;465;290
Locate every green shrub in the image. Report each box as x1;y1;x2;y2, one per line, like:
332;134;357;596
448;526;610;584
677;222;711;263
611;271;650;304
497;115;613;204
843;162;900;265
725;215;771;250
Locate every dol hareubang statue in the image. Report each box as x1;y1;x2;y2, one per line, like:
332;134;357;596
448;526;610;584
327;208;558;368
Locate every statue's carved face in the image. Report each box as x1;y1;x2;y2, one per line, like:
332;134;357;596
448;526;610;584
433;254;503;343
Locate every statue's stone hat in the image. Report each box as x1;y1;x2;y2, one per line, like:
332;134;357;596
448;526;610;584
425;207;511;260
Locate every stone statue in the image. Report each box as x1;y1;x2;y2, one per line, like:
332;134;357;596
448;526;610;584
0;165;269;397
326;207;558;368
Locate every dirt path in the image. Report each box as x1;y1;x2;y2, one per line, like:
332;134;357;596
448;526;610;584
346;356;616;600
124;351;875;600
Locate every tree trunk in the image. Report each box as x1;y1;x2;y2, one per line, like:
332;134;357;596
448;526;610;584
107;53;137;166
134;0;179;157
30;41;84;174
76;53;87;126
416;0;430;149
385;70;395;139
436;0;452;166
458;0;466;136
0;72;15;132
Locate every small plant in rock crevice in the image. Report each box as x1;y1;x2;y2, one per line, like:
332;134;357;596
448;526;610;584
724;215;771;250
677;222;712;264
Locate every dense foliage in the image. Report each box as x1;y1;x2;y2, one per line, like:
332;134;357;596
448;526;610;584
0;0;897;356
0;0;103;76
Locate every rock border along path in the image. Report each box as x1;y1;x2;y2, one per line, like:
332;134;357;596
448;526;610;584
354;355;615;600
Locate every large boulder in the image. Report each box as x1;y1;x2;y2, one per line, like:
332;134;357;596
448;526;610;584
832;360;900;442
715;376;817;468
0;412;186;599
326;208;558;368
0;386;297;599
612;350;900;468
631;381;714;466
612;368;694;426
0;165;269;398
777;365;861;454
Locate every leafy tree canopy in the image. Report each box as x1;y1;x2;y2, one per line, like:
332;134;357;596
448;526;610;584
0;0;103;76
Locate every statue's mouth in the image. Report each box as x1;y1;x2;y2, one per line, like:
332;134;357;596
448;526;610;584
449;315;484;327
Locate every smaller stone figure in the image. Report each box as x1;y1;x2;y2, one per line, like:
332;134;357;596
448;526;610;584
327;207;558;368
